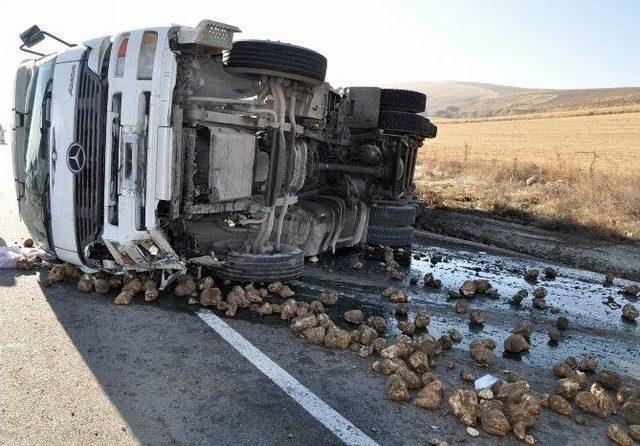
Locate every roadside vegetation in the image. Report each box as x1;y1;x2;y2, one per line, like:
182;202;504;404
415;111;640;242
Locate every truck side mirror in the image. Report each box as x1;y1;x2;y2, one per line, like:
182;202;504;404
20;25;45;47
18;25;74;57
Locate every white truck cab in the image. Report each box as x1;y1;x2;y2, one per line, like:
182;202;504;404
12;21;436;282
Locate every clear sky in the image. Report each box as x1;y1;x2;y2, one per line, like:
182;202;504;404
0;0;639;127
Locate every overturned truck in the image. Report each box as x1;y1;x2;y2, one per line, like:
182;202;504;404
12;20;436;283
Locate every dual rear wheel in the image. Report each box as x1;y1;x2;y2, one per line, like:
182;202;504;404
367;204;416;247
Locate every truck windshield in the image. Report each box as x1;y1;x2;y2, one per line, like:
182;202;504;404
21;56;56;248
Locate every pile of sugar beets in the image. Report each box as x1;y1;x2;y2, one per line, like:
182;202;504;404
42;245;640;445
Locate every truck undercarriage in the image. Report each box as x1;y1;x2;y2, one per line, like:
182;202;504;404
13;21;437;283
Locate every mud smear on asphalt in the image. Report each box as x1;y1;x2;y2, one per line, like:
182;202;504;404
292;241;640;378
59;237;637;378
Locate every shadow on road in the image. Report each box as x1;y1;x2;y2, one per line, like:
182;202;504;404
28;273;337;445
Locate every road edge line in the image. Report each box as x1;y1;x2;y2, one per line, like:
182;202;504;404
196;309;380;446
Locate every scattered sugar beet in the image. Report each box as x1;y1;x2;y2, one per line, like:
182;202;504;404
622;303;639;322
454;299;469;314
344;309;365;324
395;303;410;316
511;289;528;305
504;334;530;353
319;289;338;305
469;309;485;325
414;312;430;329
606;424;636;446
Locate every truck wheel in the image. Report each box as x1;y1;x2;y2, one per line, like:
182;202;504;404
379;89;427;113
378;110;428;135
369;204;416;227
367;225;415;247
215;243;304;283
224;40;327;85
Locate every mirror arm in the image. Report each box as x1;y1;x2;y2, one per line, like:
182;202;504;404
41;31;75;48
19;43;45;57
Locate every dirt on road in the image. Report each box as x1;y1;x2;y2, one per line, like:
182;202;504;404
2;231;639;445
417;207;640;282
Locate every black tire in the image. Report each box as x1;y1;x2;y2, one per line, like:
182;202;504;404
367;225;415;247
369;204;416;227
224;40;327;85
215;243;304;283
379;89;427;113
378;110;428;135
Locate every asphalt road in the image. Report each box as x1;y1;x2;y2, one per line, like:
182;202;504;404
1;147;639;446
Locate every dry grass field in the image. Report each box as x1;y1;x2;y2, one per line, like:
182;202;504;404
415;110;640;241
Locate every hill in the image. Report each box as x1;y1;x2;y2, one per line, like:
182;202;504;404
390;81;640;118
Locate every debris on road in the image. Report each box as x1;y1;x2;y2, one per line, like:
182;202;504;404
474;374;499;390
466;426;480;437
461;370;476;383
399;320;416;335
143;278;159;301
386;374;411;402
424;273;442;289
344;309;365;324
319;289;338;305
532;296;547;309
415;379;444;410
414;312;430;329
367;315;387;333
447;328;462;342
606;424;636;446
556;316;569;331
504;334;530;353
448;388;478;426
533;287;547;298
0;238;54;269
76;274;93;293
469;309;485;325
395;303;410;316
548;394;572;415
623;284;640;297
622;303;639;322
555;378;581;401
454;299;469;314
323;326;351;349
480;401;510;436
623;398;640;425
578;355;598;373
470;342;495;367
548;328;562;343
598;370;622;391
16;239;639;446
114;290;135;305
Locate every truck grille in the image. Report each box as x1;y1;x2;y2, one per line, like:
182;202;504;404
74;59;106;259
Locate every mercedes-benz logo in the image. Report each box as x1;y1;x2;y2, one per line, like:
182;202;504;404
67;143;85;174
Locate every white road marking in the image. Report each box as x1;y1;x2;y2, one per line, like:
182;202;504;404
196;309;380;446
